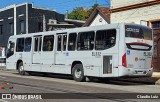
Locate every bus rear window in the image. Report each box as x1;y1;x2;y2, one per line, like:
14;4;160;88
125;25;152;40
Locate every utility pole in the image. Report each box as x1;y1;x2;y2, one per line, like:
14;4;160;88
65;10;68;19
43;14;46;32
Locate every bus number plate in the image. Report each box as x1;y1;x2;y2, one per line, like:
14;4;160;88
144;52;152;57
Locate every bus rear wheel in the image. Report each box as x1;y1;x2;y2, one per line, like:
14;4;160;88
72;64;85;82
18;62;25;75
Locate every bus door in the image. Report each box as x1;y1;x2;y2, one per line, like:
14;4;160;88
41;35;55;72
55;33;67;73
32;36;42;71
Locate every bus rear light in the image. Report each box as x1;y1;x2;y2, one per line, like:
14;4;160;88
122;53;127;68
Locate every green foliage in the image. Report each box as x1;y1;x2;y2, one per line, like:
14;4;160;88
68;4;99;21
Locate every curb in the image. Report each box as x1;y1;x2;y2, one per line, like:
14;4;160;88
152;72;160;85
155;79;160;85
152;72;160;77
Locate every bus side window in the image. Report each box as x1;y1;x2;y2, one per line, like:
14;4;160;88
24;37;32;52
77;31;95;50
7;41;15;58
96;29;116;50
57;35;62;51
43;35;54;51
68;33;77;51
34;37;42;52
16;38;24;52
63;35;67;51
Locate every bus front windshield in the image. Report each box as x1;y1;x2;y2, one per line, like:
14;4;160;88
125;25;152;40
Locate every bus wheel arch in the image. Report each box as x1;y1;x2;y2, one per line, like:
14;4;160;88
17;60;25;75
71;61;85;82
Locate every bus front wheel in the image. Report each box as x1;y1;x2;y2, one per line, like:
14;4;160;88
18;62;25;75
72;64;85;82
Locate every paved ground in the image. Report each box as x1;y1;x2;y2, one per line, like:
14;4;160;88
0;70;160;102
0;71;160;102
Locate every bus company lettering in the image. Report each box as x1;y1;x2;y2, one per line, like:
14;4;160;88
92;52;101;57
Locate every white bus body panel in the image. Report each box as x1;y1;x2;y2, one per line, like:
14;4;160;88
6;23;153;78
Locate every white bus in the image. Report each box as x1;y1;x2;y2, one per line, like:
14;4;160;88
6;23;153;82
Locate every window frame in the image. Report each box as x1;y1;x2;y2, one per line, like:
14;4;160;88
34;37;42;52
42;35;54;52
77;31;95;51
24;37;32;52
16;38;25;52
95;29;116;50
57;35;62;51
9;22;14;34
63;34;67;51
68;33;77;51
20;20;25;33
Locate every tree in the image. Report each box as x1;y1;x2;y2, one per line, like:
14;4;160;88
68;4;99;21
68;7;88;21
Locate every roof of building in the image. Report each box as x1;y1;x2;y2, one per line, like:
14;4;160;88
65;18;85;27
83;6;110;27
65;19;85;24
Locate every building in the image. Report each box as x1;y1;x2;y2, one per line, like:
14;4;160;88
0;3;66;48
0;3;68;65
83;6;110;27
110;0;160;71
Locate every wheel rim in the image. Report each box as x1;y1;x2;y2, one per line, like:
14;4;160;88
75;68;82;78
19;65;24;73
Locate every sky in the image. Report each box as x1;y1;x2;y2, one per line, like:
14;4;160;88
0;0;110;14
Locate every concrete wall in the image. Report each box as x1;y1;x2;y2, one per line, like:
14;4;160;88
111;0;154;8
111;3;160;24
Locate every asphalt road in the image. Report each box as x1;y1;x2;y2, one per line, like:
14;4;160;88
0;70;160;102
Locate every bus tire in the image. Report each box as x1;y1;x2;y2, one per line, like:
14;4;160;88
72;64;85;82
18;62;25;75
